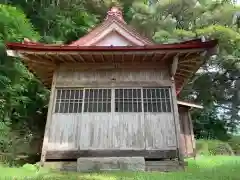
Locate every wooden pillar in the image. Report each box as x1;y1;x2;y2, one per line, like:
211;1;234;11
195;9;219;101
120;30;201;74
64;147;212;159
40;70;57;165
171;80;184;163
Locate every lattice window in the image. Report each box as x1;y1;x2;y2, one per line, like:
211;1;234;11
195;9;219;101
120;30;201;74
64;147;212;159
115;89;142;112
55;89;83;113
143;88;171;112
84;89;111;112
55;87;172;114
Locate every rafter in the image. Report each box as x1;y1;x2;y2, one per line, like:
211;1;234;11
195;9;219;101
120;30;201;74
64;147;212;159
142;53;148;62
132;54;135;62
65;55;77;62
78;54;86;63
175;72;188;78
178;68;194;73
121;53;124;62
101;54;105;62
44;54;56;63
178;63;198;68
179;57;201;64
90;54;95;62
151;53;157;62
22;55;55;67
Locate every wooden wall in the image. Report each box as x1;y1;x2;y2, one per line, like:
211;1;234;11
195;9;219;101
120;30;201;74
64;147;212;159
55;68;172;87
46;67;178;153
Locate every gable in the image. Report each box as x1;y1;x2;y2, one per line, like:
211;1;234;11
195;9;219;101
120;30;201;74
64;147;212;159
70;21;151;46
69;7;153;46
94;31;134;46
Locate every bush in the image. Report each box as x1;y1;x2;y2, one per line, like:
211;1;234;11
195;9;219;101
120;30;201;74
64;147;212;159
196;139;234;156
227;136;240;155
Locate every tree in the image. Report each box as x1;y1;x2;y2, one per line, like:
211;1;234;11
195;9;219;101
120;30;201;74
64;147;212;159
1;0;238;163
0;4;48;164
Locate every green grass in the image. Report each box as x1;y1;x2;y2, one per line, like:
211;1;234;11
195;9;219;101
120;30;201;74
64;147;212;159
0;156;240;180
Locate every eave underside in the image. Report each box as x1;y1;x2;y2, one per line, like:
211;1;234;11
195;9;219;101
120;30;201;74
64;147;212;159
7;49;207;92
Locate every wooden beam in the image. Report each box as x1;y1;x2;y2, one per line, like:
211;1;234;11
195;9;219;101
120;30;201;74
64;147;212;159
171;55;178;78
188;111;196;159
55;80;172;88
40;71;57;165
170;81;184;163
17;48;204;55
45;150;178;160
58;62;167;71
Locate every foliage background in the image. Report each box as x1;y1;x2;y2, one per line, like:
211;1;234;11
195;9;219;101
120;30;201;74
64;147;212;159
0;0;239;164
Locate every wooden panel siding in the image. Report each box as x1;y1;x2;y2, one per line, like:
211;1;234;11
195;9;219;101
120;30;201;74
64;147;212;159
78;113;112;149
110;113;145;149
178;107;195;157
55;68;171;87
45;67;179;155
145;113;176;149
48;114;79;150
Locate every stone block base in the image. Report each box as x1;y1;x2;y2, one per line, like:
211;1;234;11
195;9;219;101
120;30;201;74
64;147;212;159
44;161;77;171
77;157;145;172
145;160;184;172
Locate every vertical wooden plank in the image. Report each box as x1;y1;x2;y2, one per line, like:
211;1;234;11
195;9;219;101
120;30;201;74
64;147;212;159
178;110;187;156
40;70;57;165
170;80;184;162
144;113;176;150
182;111;191;156
188;110;196;157
48;114;79;150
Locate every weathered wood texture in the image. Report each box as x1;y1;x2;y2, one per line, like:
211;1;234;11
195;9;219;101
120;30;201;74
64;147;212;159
40;71;57;164
46;68;179;156
55;68;171;87
48;113;175;150
145;113;176;149
178;106;195;157
170;81;183;161
45;149;178;160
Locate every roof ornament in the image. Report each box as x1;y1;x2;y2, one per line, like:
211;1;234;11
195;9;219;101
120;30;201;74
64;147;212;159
105;7;126;24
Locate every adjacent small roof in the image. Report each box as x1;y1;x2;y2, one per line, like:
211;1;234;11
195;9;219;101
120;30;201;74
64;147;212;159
5;7;218;94
177;101;203;109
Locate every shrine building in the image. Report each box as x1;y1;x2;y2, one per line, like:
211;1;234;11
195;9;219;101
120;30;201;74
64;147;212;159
6;7;217;172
